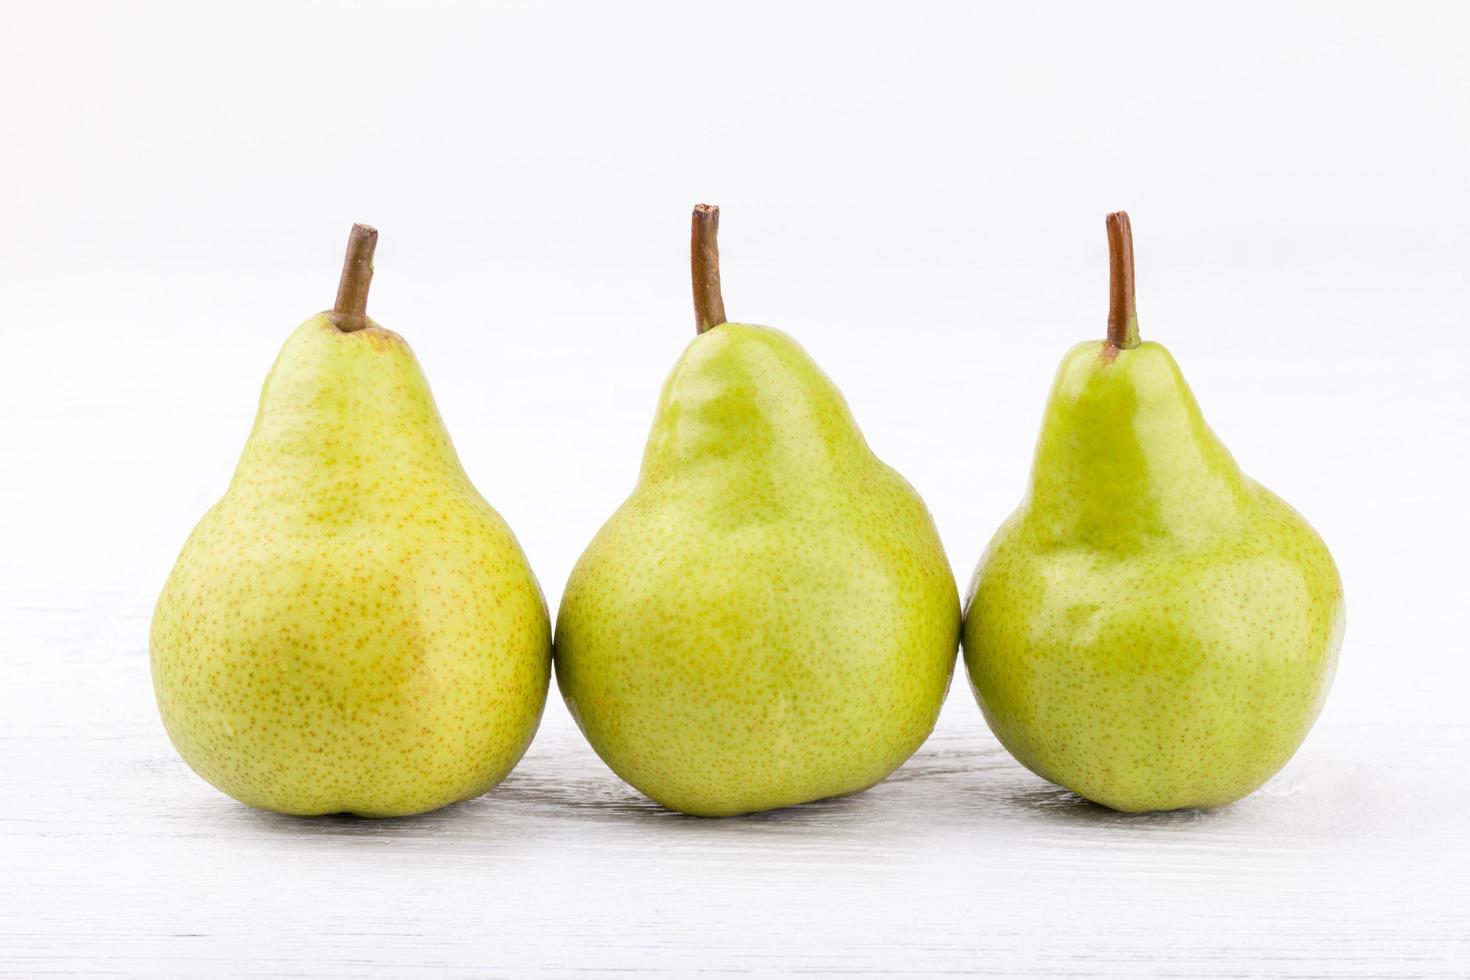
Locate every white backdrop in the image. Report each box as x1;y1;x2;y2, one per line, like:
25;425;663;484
2;2;1468;976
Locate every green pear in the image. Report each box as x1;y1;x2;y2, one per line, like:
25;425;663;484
963;212;1344;812
555;205;960;817
151;225;551;817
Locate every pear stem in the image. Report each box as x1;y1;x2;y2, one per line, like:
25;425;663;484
1106;211;1140;350
332;223;379;333
691;204;727;335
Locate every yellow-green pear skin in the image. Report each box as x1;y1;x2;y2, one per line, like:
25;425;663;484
555;324;960;817
151;315;551;817
963;339;1344;812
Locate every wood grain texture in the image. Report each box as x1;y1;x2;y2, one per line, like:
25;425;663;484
3;603;1466;978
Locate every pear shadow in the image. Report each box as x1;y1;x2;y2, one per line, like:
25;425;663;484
490;728;1027;830
229;797;490;839
1006;782;1222;829
216;731;1016;836
494;761;892;829
494;766;683;821
211;768;1227;840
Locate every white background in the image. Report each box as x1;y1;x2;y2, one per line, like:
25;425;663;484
2;2;1468;976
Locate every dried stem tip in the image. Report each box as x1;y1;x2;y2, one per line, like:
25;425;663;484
333;223;379;333
1105;211;1140;350
691;204;727;335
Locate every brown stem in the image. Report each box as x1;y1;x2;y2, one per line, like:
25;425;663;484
1105;211;1140;349
332;223;378;333
691;204;727;334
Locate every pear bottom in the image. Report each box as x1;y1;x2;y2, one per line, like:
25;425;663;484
560;701;947;820
153;617;550;818
964;496;1343;814
556;526;959;819
152;529;551;819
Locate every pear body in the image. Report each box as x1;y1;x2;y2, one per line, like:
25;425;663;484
151;316;551;817
556;324;959;816
964;341;1343;812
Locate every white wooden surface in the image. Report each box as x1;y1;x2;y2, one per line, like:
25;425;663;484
3;596;1468;977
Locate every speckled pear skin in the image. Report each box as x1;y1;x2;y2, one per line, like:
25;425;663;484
963;340;1343;812
151;315;551;817
555;323;960;817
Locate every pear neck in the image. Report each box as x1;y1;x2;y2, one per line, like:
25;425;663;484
639;324;869;486
232;319;469;502
1026;343;1247;549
